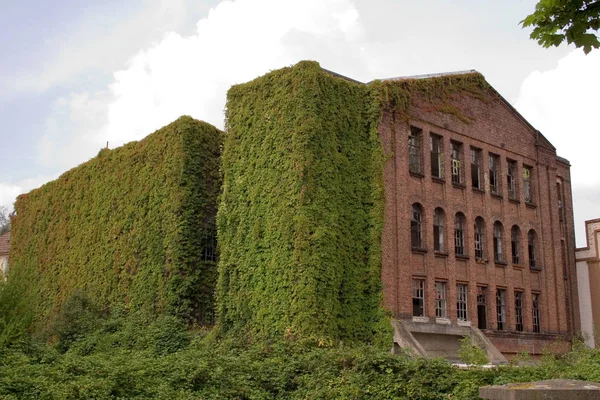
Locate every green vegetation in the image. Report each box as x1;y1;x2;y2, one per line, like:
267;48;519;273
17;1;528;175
1;313;600;400
3;116;222;338
457;336;488;366
522;0;600;54
218;61;388;344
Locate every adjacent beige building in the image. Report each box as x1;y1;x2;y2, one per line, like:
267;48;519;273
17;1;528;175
0;231;9;278
575;219;600;348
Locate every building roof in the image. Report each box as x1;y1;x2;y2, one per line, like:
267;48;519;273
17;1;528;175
0;231;10;255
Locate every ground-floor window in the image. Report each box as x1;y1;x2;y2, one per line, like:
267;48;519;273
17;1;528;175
412;279;425;317
457;284;468;321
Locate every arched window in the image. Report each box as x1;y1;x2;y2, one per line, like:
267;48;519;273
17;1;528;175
411;204;423;248
511;226;520;265
493;222;504;263
433;208;445;251
528;229;537;269
454;213;466;256
474;217;485;260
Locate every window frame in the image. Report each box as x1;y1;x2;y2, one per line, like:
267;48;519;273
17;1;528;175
433;208;445;252
511;226;520;265
450;141;463;185
430;134;444;179
411;204;424;249
471;147;483;190
532;293;541;333
523;165;534;204
474;217;485;260
489;153;501;196
507;159;518;200
435;281;447;318
457;284;468;321
515;291;524;332
412;279;425;317
454;213;466;256
496;289;506;331
409;127;423;175
493;222;504;263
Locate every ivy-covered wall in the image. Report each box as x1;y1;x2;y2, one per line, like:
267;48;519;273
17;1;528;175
8;116;222;331
218;61;387;344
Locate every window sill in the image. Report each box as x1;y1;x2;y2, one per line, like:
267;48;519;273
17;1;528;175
432;176;445;184
525;202;537;209
475;258;488;264
509;198;520;205
491;193;503;200
455;254;470;260
412;316;429;323
436;317;451;325
409;171;425;179
457;320;471;327
494;260;508;267
512;264;523;269
472;187;484;194
411;247;428;254
434;250;449;258
530;265;543;271
452;182;466;189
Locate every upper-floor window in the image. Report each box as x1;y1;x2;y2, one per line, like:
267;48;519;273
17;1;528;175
413;279;425;317
409;127;423;175
451;141;463;185
430;134;444;179
511;225;520;265
523;165;534;204
433;208;445;252
515;291;524;332
532;293;541;333
489;153;501;195
411;203;423;248
507;159;518;200
471;147;482;190
474;217;485;260
496;289;506;330
455;212;466;256
528;229;538;269
493;221;504;263
435;281;447;318
457;284;468;321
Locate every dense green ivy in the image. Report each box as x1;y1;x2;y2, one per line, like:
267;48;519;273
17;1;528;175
218;61;388;344
6;116;222;334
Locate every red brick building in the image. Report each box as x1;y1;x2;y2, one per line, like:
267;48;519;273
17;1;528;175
378;71;578;358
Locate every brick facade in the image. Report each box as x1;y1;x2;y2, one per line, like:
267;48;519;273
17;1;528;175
378;74;578;356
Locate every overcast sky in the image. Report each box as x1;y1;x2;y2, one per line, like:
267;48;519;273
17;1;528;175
1;0;598;246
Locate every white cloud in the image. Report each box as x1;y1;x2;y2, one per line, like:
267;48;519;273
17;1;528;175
81;0;368;148
514;49;600;245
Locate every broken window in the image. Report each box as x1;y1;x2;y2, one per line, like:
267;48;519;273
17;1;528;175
532;293;541;333
435;281;447;318
493;221;504;263
411;203;423;248
523;165;534;204
511;225;520;265
507;159;518;200
515;291;524;332
457;284;468;321
528;229;538;269
477;287;487;329
412;279;425;317
451;141;463;185
471;147;482;190
433;208;445;252
474;217;485;260
454;213;466;256
430;134;444;179
496;289;506;331
489;153;501;195
409;127;423;175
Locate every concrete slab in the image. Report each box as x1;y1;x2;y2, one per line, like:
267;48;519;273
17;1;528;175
479;379;600;400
